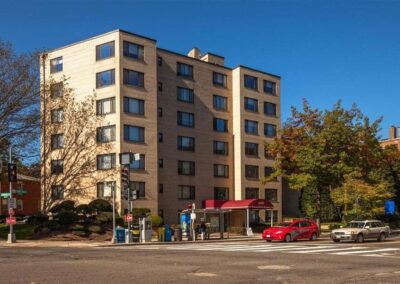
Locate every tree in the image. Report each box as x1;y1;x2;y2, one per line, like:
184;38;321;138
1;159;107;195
266;100;393;222
0;39;40;160
41;77;113;213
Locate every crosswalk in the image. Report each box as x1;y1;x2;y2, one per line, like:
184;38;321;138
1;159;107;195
130;242;400;258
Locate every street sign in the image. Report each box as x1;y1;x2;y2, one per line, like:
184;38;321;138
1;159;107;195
14;188;27;196
6;217;16;225
126;214;133;222
190;212;196;220
8;198;16;209
0;192;11;198
8;208;15;216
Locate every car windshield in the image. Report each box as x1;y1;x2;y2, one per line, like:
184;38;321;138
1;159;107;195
275;223;291;227
347;222;365;228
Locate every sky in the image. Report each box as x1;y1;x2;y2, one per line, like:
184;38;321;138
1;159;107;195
1;0;399;139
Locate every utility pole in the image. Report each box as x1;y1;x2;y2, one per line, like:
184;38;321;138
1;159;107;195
7;146;16;243
111;181;116;244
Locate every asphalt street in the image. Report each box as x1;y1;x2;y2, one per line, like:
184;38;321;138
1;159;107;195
1;238;400;284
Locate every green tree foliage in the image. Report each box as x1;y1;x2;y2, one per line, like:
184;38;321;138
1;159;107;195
266;100;394;222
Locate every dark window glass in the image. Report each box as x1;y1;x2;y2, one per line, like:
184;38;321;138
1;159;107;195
123;41;144;60
266;210;278;223
264;123;277;137
96;69;115;88
123;97;144;115
213;141;228;155
52;185;64;200
265;167;277;181
158;82;163;92
244;74;258;90
50;82;63;98
97;154;116;170
97;97;115;115
96;41;115;60
245;142;258;156
158;184;164;194
51;159;64;175
129;154;145;170
51;108;63;123
178;160;195;176
264;80;276;95
245;165;259;179
245;120;258;135
264;102;276;116
214;164;229;178
245;187;259;199
158;132;163;143
178;136;195;151
213;95;227;110
159;159;164;168
177;111;195;127
97;182;114;198
177;87;194;103
213;118;228;132
177;62;193;78
130;181;146;199
50;57;63;73
213;72;227;87
244;97;258;112
214;187;229;200
123;69;144;87
265;188;278;202
96;125;116;143
124;125;145;142
157;56;162;66
177;185;195;200
158;107;163;117
51;134;64;150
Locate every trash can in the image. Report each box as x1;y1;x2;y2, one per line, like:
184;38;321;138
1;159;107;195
165;225;172;242
158;227;165;242
115;227;126;243
174;226;182;242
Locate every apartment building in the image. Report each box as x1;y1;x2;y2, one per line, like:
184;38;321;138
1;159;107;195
41;29;282;224
381;126;400;150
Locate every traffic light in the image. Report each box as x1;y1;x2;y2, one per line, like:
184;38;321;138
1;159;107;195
121;166;129;189
8;163;17;182
131;189;138;200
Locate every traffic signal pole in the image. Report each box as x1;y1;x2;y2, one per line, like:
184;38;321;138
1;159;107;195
7;146;16;243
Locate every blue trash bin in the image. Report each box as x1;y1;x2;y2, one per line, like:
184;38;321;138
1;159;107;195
165;225;172;242
115;227;126;243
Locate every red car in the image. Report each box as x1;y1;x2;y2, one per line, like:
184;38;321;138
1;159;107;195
262;219;320;242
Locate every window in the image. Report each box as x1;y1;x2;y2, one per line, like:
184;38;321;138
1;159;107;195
265;188;278;202
96;69;115;88
264;80;276;95
265;167;277;181
266;210;278;223
158;184;164;194
213;118;228;132
244;74;257;90
96;125;116;143
245;187;259;199
264;123;277;137
177;185;195;200
52;185;64;200
245;142;258;156
214;187;229;200
96;41;115;60
158;82;163;92
178;160;195;176
50;82;63;98
123;69;144;87
97;97;115;115
178;136;195;151
158;107;163;117
51;160;64;175
51;108;63;123
123;41;144;60
264;147;275;160
213;141;228;155
51;134;64;150
177;111;195;127
264;102;276;116
214;164;229;178
244;97;258;112
213;95;227;111
158;132;163;143
97;154;116;170
157;56;162;66
97;181;114;198
159;159;164;168
130;181;146;199
50;57;63;73
245;120;258;135
124;125;145;143
177;87;194;103
213;72;227;87
245;165;259;179
123;97;144;115
129;154;145;170
177;62;193;78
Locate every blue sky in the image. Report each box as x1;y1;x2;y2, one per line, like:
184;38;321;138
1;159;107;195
1;0;399;139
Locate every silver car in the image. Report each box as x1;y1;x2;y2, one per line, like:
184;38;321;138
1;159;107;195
330;220;390;243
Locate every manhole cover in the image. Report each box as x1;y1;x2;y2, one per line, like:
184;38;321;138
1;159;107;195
257;265;291;270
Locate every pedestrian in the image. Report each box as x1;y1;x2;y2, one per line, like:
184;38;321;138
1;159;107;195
200;222;206;240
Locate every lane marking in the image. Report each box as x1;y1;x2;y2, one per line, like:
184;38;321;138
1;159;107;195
288;247;367;254
332;248;400;255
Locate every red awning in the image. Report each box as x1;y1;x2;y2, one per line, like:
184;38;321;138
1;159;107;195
204;199;273;210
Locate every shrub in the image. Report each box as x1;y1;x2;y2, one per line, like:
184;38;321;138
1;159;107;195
116;216;125;226
46;220;61;230
132;208;151;219
70;224;85;231
88;225;102;234
27;213;49;225
151;215;164;228
75;204;94;215
89;199;112;214
72;230;87;237
50;200;75;213
329;223;341;230
56;211;78;226
95;212;114;223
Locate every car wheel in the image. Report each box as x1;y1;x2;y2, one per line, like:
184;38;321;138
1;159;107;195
284;234;291;242
310;233;317;241
355;234;364;243
378;233;386;242
332;239;340;243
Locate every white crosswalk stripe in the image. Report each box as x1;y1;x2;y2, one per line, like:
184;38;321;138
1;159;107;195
132;242;400;258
